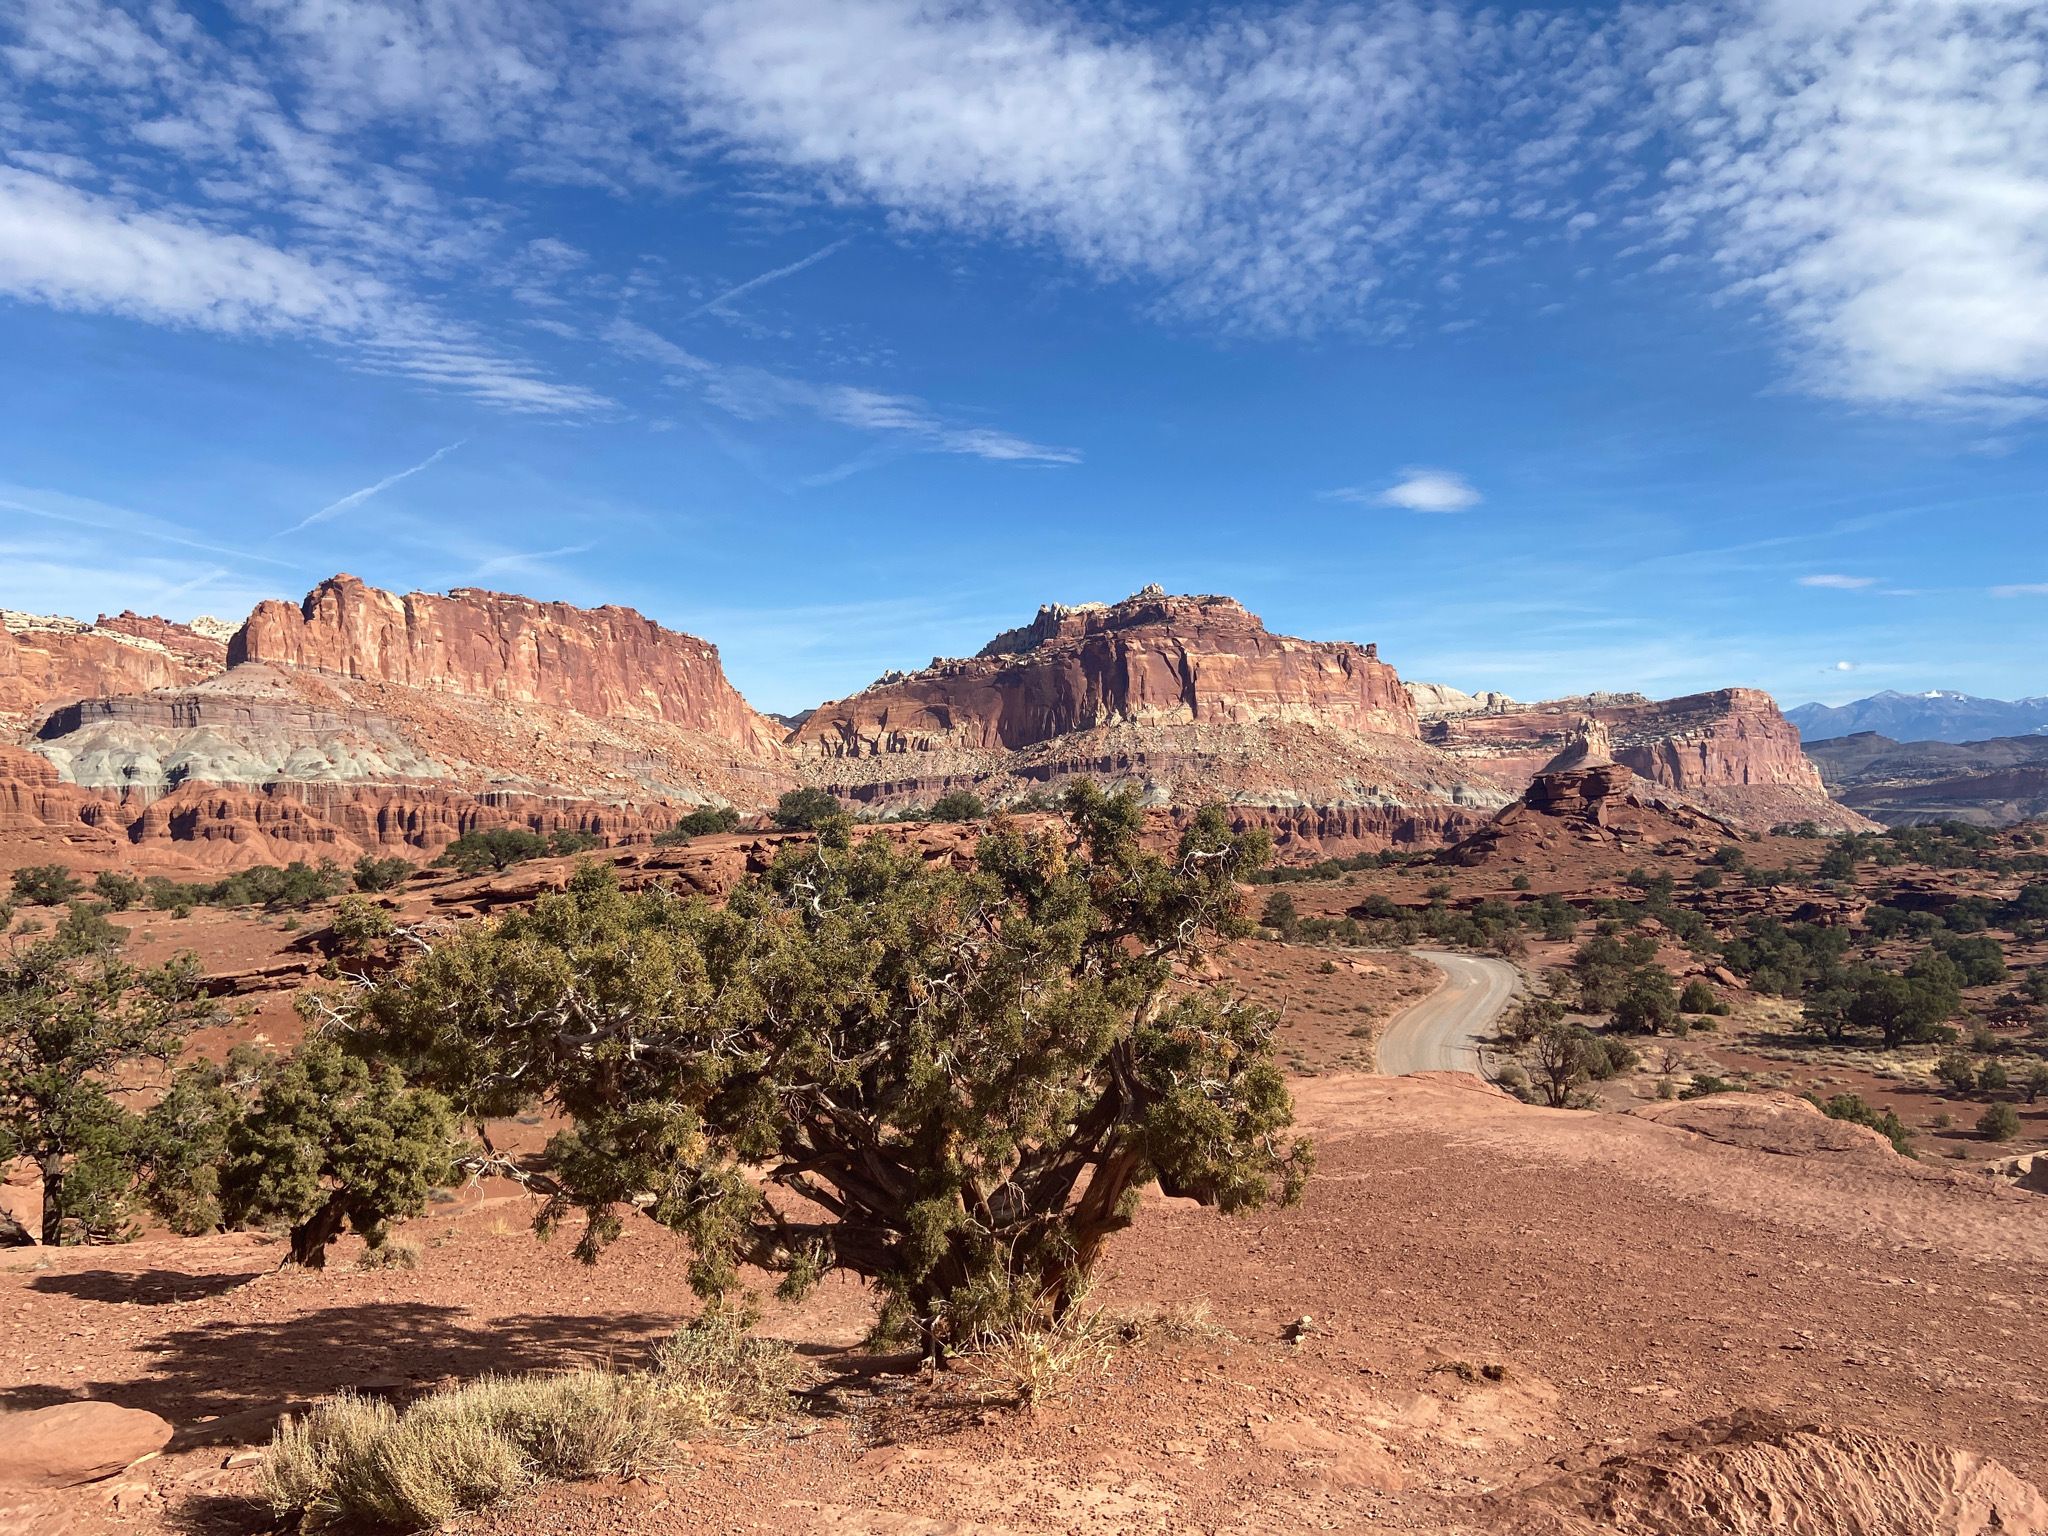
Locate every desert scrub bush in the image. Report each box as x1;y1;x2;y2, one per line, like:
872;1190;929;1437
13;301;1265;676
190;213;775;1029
651;1312;807;1431
355;1237;420;1271
1977;1102;2021;1142
959;1288;1121;1408
263;1371;680;1530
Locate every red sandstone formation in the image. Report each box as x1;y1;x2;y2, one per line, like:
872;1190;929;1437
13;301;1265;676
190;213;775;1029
1443;760;1743;867
0;610;224;726
1427;687;1862;830
232;575;783;753
796;587;1416;757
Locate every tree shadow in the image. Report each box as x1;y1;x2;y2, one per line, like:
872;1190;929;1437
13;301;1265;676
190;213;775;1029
0;1302;678;1424
30;1268;265;1306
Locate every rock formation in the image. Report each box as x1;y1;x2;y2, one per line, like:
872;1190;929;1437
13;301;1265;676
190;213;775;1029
1444;760;1742;867
232;574;782;750
1427;686;1862;831
0;576;1869;870
0;609;226;726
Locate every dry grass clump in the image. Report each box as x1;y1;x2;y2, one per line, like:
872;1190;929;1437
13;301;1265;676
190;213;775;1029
354;1239;420;1272
263;1318;805;1530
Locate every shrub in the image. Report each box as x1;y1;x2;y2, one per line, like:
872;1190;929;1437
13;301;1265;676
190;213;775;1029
1934;1052;1979;1096
2025;1063;2048;1104
769;787;843;832
1680;1073;1742;1100
10;865;82;906
1260;889;1299;938
439;828;551;875
654;806;743;845
328;896;397;962
1977;1102;2021;1142
652;1312;806;1430
1509;874;1532;892
1678;979;1719;1015
1807;1092;1913;1156
1613;969;1679;1034
354;783;1307;1359
220;1038;459;1268
352;855;415;893
546;830;601;857
53;901;126;956
1978;1060;2011;1096
928;790;987;823
92;871;146;910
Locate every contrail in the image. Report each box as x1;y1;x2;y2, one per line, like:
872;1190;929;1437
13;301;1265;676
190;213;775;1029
685;237;852;321
279;441;463;536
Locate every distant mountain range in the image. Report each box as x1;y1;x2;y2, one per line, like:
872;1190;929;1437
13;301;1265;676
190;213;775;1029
1787;690;2048;744
1804;732;2048;827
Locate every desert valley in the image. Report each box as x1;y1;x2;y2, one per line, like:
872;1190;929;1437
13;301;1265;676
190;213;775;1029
3;578;2045;1536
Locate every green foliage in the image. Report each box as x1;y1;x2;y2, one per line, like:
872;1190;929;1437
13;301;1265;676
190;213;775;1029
92;871;146;910
356;783;1307;1356
2023;1062;2048;1103
439;828;551;875
220;1037;459;1267
654;805;744;845
1680;1072;1742;1099
10;865;83;906
1934;1051;1979;1095
1523;1021;1634;1106
352;855;416;893
1260;889;1299;938
1842;960;1961;1050
1806;1093;1913;1155
1934;932;2007;988
53;901;126;956
1976;1102;2021;1142
135;1046;269;1234
141;859;350;913
927;790;988;823
547;830;602;857
1570;932;1658;1011
0;940;211;1243
1978;1060;2011;1096
768;787;844;832
1612;968;1680;1035
1678;979;1719;1014
328;896;398;962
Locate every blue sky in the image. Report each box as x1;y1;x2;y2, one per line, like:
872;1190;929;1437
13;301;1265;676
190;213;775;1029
1;0;2043;716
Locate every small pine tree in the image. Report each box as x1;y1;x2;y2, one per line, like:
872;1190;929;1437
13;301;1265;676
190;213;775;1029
92;871;146;911
927;790;987;823
0;942;211;1243
439;828;551;875
1976;1102;2021;1142
351;855;416;893
10;865;83;906
769;787;844;832
220;1038;459;1267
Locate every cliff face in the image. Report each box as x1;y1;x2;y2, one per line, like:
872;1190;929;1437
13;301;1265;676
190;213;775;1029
795;587;1417;759
230;575;783;754
0;610;227;726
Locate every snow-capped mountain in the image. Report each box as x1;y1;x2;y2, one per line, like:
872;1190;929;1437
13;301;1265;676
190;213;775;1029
1788;691;2048;744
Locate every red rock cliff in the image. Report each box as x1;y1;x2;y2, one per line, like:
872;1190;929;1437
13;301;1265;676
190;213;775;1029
229;575;782;754
0;610;225;725
795;587;1418;758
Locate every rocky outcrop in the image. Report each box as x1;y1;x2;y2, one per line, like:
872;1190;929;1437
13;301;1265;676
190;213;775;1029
1445;761;1741;867
795;587;1416;758
1405;680;1523;717
0;609;225;726
1428;687;1865;831
0;1402;174;1489
231;574;782;752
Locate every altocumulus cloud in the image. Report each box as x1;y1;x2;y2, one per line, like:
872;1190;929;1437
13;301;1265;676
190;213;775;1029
1326;469;1483;514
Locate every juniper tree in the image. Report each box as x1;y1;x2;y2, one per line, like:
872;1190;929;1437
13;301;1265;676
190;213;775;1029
355;783;1309;1358
0;941;211;1243
219;1037;459;1267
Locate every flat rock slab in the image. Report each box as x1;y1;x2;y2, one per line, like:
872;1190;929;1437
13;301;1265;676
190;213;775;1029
0;1402;174;1489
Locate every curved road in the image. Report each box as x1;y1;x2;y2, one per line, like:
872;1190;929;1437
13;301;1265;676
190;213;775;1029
1375;950;1521;1077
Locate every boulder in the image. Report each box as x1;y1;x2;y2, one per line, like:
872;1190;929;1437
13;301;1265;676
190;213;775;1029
0;1402;173;1489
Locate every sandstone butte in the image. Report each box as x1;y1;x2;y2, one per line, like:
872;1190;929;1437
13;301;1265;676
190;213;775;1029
0;577;1866;870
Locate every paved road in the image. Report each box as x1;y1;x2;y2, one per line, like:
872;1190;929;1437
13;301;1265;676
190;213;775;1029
1375;950;1520;1077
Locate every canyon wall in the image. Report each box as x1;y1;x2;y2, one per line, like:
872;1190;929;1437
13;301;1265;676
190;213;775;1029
231;574;782;753
795;588;1417;758
1;610;227;726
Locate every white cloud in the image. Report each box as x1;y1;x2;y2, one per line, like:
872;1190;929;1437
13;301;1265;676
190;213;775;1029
1328;469;1483;513
1991;583;2048;598
1798;574;1878;589
1834;660;1855;671
1640;0;2048;416
607;319;1078;468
